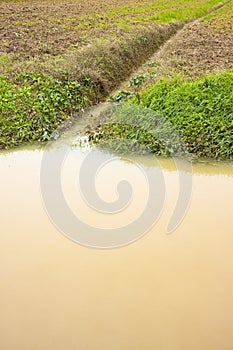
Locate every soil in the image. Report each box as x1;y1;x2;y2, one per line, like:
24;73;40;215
0;0;163;58
154;11;233;77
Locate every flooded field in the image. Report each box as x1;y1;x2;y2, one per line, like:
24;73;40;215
0;140;233;349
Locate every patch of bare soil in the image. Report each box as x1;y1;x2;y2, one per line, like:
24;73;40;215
0;0;160;58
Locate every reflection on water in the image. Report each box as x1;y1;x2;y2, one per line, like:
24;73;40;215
0;142;233;350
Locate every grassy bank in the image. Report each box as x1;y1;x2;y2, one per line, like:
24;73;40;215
0;72;89;148
91;70;233;160
0;0;226;149
0;23;182;149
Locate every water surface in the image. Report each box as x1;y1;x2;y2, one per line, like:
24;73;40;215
0;141;233;350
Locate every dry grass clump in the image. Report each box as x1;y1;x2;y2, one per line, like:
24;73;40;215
61;22;183;100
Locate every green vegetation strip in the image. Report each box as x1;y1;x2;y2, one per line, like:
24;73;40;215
92;70;233;160
0;72;89;148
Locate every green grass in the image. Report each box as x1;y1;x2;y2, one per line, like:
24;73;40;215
0;72;89;148
92;70;233;160
204;0;233;20
148;0;223;22
139;70;233;159
105;0;222;24
106;0;212;17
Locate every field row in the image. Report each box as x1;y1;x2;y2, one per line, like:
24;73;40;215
0;0;223;58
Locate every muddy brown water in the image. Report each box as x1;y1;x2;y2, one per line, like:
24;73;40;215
0;128;233;349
